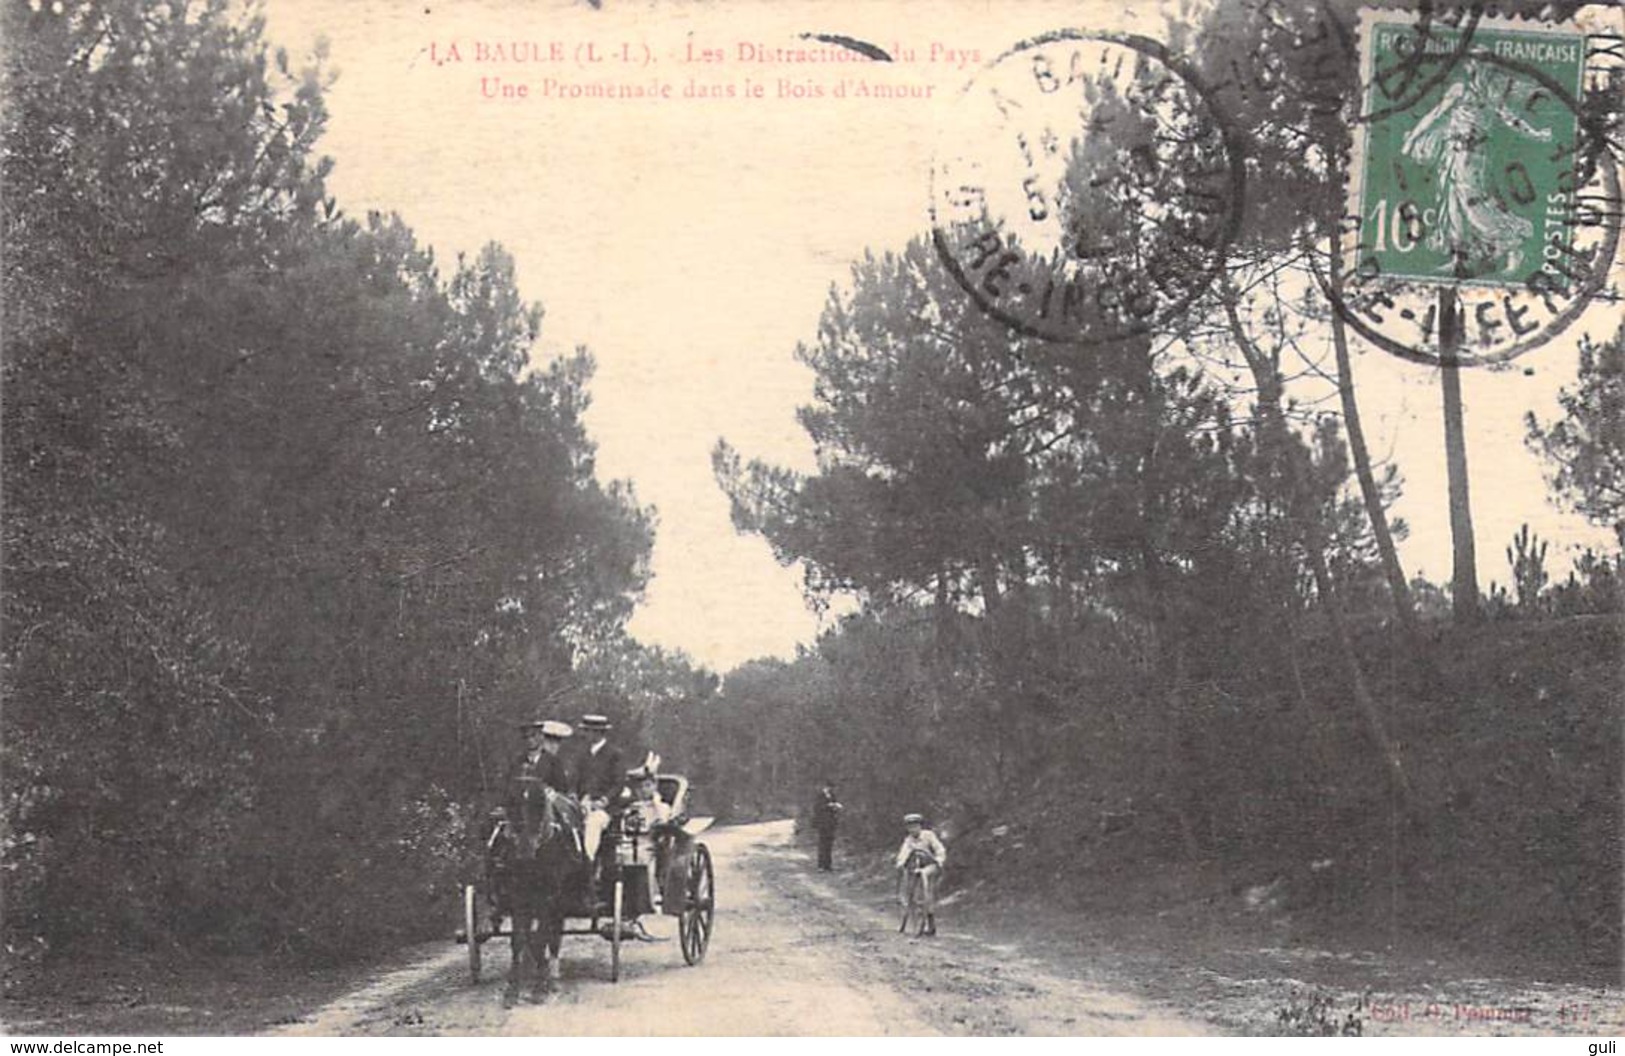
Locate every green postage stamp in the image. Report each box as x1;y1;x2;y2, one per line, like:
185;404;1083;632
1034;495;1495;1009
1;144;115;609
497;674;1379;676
1350;12;1587;289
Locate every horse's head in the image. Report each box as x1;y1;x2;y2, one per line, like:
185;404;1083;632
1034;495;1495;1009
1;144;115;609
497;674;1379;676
520;785;583;850
505;779;562;856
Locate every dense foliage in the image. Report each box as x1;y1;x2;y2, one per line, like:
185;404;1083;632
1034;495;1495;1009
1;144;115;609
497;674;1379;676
4;0;1617;987
1527;329;1625;545
708;232;1394;821
698;231;1620;967
695;0;1622;973
2;0;652;969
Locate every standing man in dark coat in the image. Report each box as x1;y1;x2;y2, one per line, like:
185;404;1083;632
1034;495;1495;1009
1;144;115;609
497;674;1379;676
507;719;575;815
812;782;843;871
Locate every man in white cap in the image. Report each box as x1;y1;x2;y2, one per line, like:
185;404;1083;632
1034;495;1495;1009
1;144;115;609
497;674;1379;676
509;719;573;794
505;719;575;852
895;813;947;936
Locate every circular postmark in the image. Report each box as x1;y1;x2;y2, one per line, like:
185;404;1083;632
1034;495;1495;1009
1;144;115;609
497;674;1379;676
1336;21;1623;368
929;31;1244;344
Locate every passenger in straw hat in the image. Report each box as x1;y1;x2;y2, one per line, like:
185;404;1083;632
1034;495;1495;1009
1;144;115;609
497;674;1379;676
573;714;624;882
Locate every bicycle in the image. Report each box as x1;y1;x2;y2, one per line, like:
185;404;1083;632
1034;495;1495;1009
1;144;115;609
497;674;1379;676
897;850;935;937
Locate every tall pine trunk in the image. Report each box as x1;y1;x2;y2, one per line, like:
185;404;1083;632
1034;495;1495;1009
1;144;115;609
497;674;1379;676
1328;254;1417;635
1223;294;1415;814
1439;288;1481;623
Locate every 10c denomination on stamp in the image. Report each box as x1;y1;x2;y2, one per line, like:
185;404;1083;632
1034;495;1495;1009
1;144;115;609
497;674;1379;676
1338;10;1622;367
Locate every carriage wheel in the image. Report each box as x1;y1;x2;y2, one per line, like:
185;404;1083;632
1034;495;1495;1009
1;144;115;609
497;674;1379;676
609;876;624;983
464;884;482;984
679;843;714;966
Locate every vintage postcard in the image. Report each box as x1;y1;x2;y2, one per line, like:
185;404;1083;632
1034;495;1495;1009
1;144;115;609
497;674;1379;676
3;0;1622;1040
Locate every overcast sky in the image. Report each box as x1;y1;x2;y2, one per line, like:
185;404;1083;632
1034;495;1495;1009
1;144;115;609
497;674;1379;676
262;0;1621;673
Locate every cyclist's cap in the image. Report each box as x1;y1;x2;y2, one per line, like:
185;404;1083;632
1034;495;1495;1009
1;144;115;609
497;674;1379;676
903;813;924;825
579;714;612;732
521;719;573;739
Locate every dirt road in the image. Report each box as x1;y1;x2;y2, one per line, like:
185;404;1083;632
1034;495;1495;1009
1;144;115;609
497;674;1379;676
268;820;1206;1036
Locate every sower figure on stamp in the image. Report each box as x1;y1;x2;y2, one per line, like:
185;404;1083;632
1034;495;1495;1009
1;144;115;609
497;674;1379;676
573;713;625;903
1401;62;1553;278
812;782;843;871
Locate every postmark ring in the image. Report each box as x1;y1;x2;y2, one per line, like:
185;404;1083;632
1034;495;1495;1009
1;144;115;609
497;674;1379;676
930;29;1245;345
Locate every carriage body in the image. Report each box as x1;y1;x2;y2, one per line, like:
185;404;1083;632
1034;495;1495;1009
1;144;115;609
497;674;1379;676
460;773;715;984
609;774;713;919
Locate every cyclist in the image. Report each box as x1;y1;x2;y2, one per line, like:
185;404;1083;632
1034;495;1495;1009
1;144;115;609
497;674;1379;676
894;813;947;936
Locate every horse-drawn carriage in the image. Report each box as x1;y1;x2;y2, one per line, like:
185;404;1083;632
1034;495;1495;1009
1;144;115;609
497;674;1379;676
459;773;715;987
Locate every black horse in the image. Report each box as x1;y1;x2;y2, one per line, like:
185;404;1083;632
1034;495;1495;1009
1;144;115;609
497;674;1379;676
497;780;586;1005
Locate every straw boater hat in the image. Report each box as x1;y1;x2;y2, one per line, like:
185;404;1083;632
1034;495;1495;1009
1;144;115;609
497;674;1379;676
903;813;924;825
579;714;612;733
520;718;573;739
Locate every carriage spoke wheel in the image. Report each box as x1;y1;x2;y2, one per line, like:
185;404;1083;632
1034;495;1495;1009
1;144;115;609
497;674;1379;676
464;885;482;984
609;876;624;983
679;843;714;966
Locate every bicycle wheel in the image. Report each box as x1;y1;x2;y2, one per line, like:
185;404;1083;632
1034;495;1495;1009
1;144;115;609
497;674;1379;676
899;871;925;936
